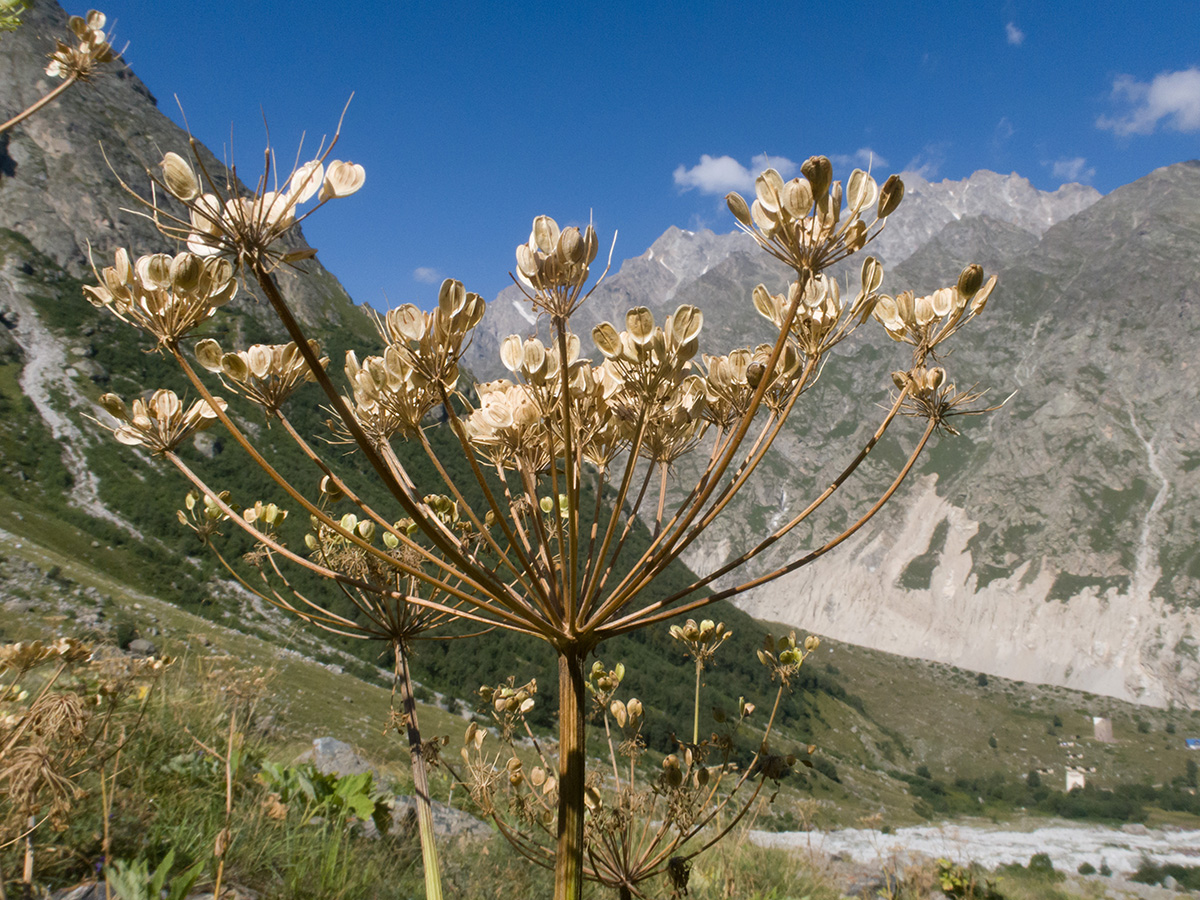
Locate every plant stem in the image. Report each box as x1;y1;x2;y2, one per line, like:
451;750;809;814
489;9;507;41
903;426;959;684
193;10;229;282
0;75;77;135
21;815;33;900
554;648;587;900
693;659;702;746
395;642;443;900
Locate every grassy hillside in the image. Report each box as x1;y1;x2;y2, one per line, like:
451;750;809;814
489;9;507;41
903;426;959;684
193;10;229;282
4;507;1199;840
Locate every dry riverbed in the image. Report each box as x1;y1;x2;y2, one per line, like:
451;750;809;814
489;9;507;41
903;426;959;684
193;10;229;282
752;819;1200;876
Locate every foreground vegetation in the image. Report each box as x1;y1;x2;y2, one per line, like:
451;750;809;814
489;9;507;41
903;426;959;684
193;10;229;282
4;628;1194;900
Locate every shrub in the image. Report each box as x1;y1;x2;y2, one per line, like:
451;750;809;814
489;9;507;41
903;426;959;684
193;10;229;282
1131;861;1200;891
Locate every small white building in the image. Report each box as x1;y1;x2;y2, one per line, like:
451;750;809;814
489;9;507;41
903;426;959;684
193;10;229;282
1066;769;1086;791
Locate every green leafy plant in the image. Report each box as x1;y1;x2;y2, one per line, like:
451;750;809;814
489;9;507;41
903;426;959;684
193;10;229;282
257;760;392;835
104;849;204;900
935;858;1002;900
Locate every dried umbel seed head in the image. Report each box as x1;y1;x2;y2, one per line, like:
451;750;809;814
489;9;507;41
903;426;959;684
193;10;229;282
514;215;600;316
45;9;115;81
0;639;93;673
84;249;238;346
178;489;231;538
194;338;326;414
148;149;364;270
587;660;625;696
96;389;226;454
756;630;816;683
729;157;904;279
871;266;996;354
244;500;288;530
669;618;733;665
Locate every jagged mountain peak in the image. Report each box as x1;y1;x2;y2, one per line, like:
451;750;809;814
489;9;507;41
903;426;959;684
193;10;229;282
869;168;1102;266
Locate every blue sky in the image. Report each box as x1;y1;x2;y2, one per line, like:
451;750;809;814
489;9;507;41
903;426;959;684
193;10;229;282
70;1;1200;310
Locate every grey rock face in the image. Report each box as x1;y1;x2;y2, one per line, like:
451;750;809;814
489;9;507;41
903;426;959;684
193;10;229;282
0;0;362;332
126;637;157;656
295;736;383;781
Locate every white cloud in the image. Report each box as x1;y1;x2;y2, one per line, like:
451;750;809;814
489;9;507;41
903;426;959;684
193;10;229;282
829;147;889;171
1005;22;1025;46
673;153;798;194
413;266;441;284
1097;67;1200;135
1048;157;1095;183
902;143;949;181
994;117;1015;142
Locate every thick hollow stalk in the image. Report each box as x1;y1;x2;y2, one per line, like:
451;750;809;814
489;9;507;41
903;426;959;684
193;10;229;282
395;642;443;900
554;648;587;900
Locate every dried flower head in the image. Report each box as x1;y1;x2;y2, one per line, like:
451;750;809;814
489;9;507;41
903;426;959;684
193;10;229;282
514;215;601;318
726;160;901;272
178;489;231;541
45;10;115;82
195;338;326;414
756;631;818;685
872;264;997;359
83;248;238;347
97;388;226;453
669;618;732;667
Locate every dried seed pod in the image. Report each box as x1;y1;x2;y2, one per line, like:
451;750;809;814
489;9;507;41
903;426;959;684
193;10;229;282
970;275;997;314
611;699;627;728
877;174;905;218
161;152;200;201
626;307;655;344
957;263;985;299
319;160;366;201
531;215;560;254
781;177;814;219
801;155;833;199
755;169;784;213
751;284;777;322
725;191;752;226
558;226;586;264
846;168;878;214
500;335;523;372
290;161;325;203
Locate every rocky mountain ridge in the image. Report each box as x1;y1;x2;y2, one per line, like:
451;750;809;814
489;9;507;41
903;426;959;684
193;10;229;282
467;159;1200;709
